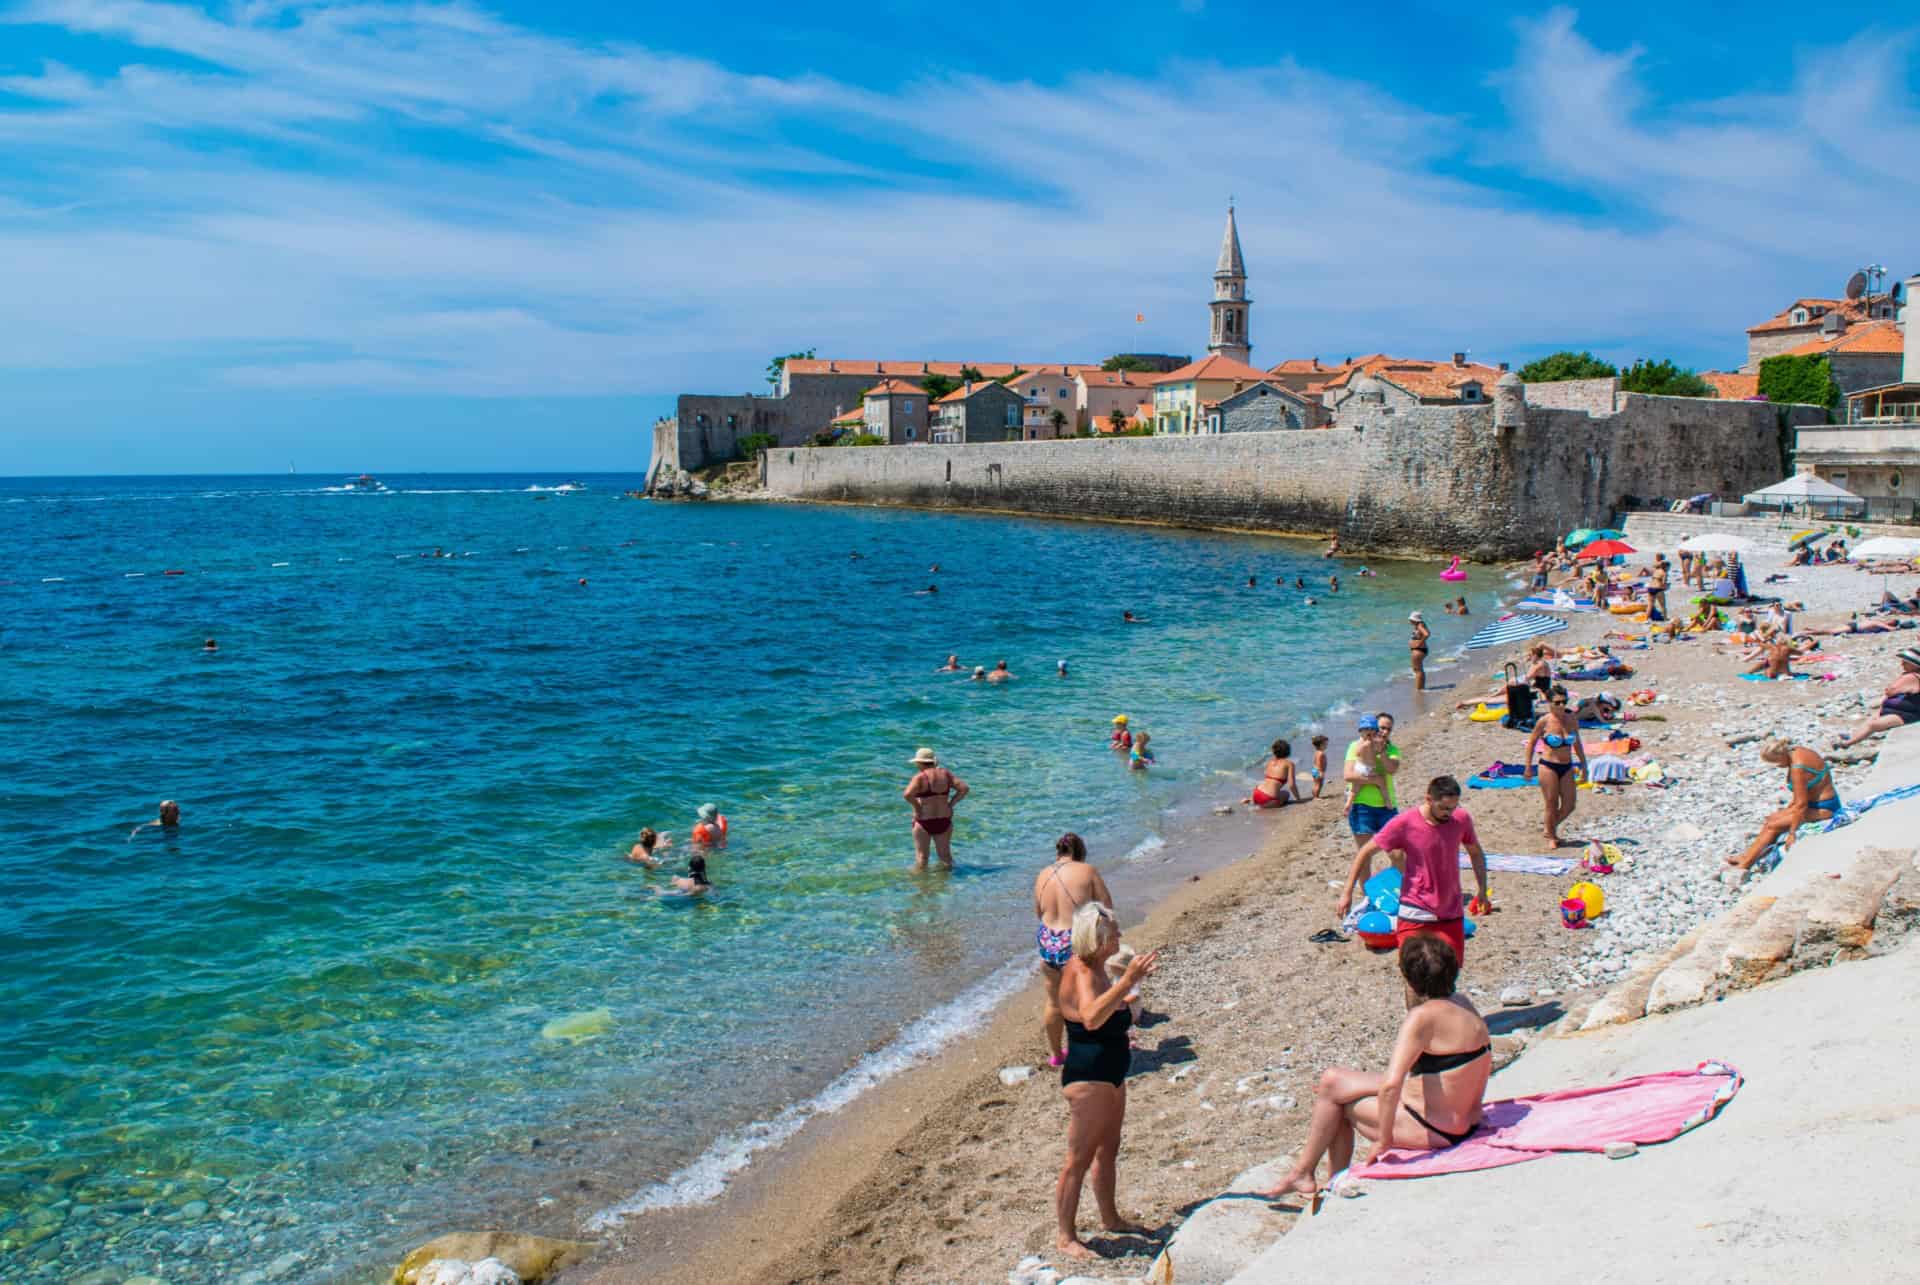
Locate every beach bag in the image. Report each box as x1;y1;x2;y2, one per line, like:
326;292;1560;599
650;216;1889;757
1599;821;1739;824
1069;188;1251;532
1586;755;1632;783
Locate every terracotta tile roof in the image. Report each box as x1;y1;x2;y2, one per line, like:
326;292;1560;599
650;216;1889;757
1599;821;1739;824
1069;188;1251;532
936;382;1018;404
1315;354;1394;391
786;359;1092;380
1321;354;1503;401
1747;298;1869;336
1778;319;1906;358
1149;354;1274;385
830;407;865;425
1006;367;1091;391
1700;370;1761;400
1268;356;1363;376
862;377;923;397
1074;368;1155;388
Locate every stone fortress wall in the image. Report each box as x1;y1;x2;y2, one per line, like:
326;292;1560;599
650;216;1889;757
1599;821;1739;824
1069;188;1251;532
761;389;1826;558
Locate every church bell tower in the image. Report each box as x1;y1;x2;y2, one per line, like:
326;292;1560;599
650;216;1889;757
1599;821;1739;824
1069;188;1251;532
1208;204;1251;363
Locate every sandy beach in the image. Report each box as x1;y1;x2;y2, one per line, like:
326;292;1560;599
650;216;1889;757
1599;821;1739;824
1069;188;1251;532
567;547;1920;1285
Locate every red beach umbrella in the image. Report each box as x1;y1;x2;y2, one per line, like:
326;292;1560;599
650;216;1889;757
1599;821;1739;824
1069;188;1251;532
1578;539;1636;560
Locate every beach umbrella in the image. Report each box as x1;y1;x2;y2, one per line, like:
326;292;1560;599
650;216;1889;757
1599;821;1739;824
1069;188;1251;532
1679;533;1756;553
1563;528;1601;548
1852;536;1920;560
1577;538;1636;561
1788;529;1826;549
1465;613;1569;651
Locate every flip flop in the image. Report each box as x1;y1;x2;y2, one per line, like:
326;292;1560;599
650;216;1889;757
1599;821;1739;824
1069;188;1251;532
1307;928;1349;944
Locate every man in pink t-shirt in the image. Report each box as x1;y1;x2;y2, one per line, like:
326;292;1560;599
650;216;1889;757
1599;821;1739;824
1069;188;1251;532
1336;775;1489;963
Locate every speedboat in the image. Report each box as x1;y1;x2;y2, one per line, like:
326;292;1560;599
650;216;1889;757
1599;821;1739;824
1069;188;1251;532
350;474;387;492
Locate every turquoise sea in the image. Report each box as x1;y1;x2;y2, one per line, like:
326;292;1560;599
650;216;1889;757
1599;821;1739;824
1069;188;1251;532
0;474;1480;1281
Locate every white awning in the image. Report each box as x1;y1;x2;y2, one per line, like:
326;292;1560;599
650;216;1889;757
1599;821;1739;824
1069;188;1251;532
1742;474;1863;504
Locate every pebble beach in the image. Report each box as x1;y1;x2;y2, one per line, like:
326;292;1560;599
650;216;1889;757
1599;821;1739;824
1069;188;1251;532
575;544;1920;1285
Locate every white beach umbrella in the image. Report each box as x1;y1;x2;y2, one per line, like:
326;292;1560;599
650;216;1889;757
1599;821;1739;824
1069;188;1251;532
1851;536;1920;560
1678;533;1757;553
1742;475;1863;505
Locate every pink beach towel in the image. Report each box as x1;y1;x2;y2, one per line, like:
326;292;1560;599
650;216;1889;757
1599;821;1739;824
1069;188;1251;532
1351;1060;1741;1180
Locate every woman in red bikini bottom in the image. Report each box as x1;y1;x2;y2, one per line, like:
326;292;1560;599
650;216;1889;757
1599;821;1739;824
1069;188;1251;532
1247;738;1302;808
903;746;969;870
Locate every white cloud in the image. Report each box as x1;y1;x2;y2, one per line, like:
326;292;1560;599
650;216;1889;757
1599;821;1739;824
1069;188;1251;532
0;1;1914;406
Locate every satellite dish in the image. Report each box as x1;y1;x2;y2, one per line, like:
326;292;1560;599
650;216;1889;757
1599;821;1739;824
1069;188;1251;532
1845;270;1868;300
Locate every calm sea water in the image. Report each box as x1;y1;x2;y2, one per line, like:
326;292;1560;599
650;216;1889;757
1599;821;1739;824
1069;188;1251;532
0;474;1478;1281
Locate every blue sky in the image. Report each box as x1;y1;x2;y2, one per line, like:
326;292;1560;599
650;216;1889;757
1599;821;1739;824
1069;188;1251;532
1;1;1916;475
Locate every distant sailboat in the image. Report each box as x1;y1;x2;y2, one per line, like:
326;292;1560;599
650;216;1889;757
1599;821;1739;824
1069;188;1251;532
289;462;297;474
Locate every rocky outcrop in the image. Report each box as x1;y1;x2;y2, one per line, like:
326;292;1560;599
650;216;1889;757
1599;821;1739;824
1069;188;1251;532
391;1232;590;1285
645;465;709;499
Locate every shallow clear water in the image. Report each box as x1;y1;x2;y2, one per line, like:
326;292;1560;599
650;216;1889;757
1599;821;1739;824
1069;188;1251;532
0;474;1477;1280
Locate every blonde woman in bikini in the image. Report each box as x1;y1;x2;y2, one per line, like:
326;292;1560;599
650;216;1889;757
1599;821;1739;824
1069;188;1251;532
1033;833;1115;1068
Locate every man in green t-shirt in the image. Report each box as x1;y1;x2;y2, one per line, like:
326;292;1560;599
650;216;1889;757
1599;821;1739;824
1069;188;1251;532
1343;715;1401;874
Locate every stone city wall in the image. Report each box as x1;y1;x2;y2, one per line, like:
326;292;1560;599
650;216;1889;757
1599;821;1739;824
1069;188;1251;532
762;394;1827;558
1520;377;1620;415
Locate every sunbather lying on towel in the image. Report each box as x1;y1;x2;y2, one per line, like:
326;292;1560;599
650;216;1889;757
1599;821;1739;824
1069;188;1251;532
1259;935;1489;1211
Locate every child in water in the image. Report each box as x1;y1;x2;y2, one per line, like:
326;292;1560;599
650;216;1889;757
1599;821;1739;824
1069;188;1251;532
691;804;728;848
1109;715;1133;752
627;827;672;866
1129;731;1155;770
1310;735;1329;799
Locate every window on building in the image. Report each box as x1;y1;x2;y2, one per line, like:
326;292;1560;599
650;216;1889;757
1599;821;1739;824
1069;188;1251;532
1225;313;1236;336
695;413;708;427
903;400;914;414
1893;472;1904;491
726;414;737;428
1005;404;1019;427
1058;387;1069;398
1791;309;1808;324
1460;385;1481;402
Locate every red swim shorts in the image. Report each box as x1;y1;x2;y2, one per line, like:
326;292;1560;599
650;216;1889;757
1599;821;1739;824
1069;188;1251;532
1394;916;1466;964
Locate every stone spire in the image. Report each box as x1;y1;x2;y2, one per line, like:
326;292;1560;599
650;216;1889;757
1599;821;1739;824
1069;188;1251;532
1208;203;1251;363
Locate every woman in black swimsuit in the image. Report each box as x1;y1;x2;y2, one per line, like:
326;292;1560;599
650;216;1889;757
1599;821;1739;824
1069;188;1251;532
1261;935;1490;1211
1052;902;1158;1262
1408;611;1431;690
1834;648;1920;749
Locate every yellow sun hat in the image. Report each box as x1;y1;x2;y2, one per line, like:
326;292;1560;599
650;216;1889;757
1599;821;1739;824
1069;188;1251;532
1112;714;1129;724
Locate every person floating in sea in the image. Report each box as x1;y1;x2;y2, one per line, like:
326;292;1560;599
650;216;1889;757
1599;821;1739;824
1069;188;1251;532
128;799;181;841
1455;596;1469;616
667;854;713;895
1128;731;1154;771
202;638;218;652
1328;574;1340;593
1109;715;1132;752
628;827;672;866
849;551;864;560
1294;577;1306;589
904;746;968;869
913;584;939;596
929;563;940;573
690;804;728;849
988;659;1015;683
1358;566;1376;577
1303;596;1317;606
1122;610;1147;624
938;654;962;672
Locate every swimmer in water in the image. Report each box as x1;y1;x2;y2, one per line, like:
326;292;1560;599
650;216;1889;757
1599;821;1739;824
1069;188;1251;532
628;826;672;866
668;854;713;895
1247;576;1258;588
914;584;939;595
1057;659;1069;677
202;638;217;652
129;799;181;840
1304;596;1317;605
972;665;988;681
1295;577;1306;590
1122;611;1147;624
691;803;728;848
929;563;941;573
849;551;864;560
1358;566;1375;577
988;659;1014;683
938;654;962;672
1329;575;1339;592
1128;731;1155;770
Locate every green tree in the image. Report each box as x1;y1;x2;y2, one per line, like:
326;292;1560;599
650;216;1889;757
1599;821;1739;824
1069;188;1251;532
1619;358;1713;398
1107;406;1128;433
1102;354;1155;372
1757;354;1842;411
959;365;985;383
920;373;960;402
735;432;777;460
1049;408;1068;435
991;366;1027;385
1517;350;1617;382
765;348;816;391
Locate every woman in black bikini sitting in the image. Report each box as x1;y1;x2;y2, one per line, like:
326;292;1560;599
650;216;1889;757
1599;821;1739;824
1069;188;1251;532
1261;935;1489;1210
1052;902;1158;1261
1833;647;1920;749
1525;684;1589;847
1724;738;1841;871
